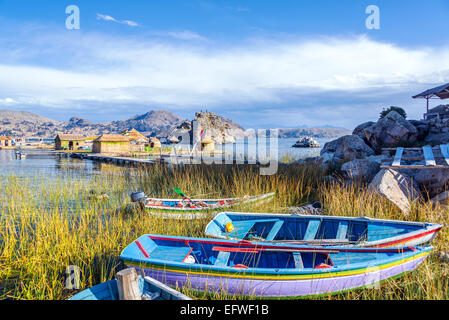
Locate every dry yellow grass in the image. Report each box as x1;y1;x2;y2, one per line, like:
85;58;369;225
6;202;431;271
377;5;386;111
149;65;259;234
0;163;448;300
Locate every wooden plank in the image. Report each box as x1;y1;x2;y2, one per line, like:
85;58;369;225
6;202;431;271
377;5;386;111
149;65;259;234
303;220;321;240
264;220;284;241
214;251;231;266
117;268;141;300
292;252;304;269
392;147;404;166
423;145;436;166
440;144;449;165
336;221;348;240
381;165;449;169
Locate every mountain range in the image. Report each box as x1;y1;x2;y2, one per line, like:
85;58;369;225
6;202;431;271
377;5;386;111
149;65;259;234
0;109;350;139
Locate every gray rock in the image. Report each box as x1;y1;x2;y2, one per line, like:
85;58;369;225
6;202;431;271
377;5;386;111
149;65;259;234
341;159;380;182
363;111;418;152
320;135;375;165
353;121;375;140
409;120;430;141
369;169;421;214
430;191;449;206
289;201;323;215
424;132;449;145
410;168;449;199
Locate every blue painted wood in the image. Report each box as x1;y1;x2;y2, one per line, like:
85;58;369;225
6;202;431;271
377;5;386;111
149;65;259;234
392;147;404;166
336;221;348;239
423;145;436;166
293;252;304;268
440;144;449;165
214;251;231;266
69;276;192;300
304;220;321;240
265;220;284;241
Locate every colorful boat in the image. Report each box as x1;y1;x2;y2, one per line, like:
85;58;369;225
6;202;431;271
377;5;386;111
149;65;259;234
139;192;275;219
120;234;432;298
205;212;443;247
69;275;192;300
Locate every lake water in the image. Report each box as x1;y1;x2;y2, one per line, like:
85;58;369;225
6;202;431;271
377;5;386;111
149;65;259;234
0;138;332;177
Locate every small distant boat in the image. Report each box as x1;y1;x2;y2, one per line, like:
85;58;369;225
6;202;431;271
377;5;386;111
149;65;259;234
205;212;443;248
120;234;432;298
69;275;192;300
131;190;275;219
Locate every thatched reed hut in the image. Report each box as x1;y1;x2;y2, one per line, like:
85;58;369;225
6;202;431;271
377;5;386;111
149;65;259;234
55;134;85;150
200;137;215;152
92;134;130;154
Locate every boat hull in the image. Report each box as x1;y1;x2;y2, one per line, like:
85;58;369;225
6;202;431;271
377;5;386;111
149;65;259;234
124;251;428;297
205;212;443;247
145;193;275;219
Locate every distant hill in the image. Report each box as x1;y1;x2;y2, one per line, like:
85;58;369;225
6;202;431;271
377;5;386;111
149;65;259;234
0;109;185;138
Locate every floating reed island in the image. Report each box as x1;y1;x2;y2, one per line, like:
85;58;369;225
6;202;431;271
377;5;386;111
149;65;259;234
0;161;448;300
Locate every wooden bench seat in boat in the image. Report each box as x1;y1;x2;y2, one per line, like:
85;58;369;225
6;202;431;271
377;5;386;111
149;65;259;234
228;219;284;240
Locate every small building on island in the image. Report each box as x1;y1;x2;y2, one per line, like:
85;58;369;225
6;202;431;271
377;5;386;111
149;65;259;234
55;134;86;150
128;128;149;144
200;137;215;152
92;134;130;154
147;137;162;150
0;136;14;149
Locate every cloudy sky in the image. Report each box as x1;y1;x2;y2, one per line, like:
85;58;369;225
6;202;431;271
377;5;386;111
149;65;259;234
0;0;449;130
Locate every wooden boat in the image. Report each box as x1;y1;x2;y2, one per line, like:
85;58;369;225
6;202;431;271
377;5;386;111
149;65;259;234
120;234;432;298
205;212;443;248
69;275;192;300
140;192;275;219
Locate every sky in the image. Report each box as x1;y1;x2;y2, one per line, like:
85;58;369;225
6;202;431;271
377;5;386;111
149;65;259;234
0;0;449;130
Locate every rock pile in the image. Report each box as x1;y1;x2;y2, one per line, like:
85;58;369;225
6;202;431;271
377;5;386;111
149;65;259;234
319;109;449;214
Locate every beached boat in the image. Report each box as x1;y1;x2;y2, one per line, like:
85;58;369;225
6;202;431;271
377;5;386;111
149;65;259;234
134;192;275;219
69;275;192;300
205;212;443;248
120;234;432;297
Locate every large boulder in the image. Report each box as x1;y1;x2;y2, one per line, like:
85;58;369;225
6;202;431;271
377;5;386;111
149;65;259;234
353;121;375;141
361;111;418;152
341;159;380;182
409;168;449;199
409;120;430;141
369;169;421;214
320;135;375;165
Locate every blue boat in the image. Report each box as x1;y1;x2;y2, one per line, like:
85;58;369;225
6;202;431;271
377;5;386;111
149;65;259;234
120;234;433;297
69;275;192;300
205;212;443;248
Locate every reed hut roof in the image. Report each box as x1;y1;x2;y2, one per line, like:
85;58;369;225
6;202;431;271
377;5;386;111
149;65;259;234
94;134;130;142
201;137;214;144
55;134;85;141
413;83;449;100
127;128;149;142
0;136;12;140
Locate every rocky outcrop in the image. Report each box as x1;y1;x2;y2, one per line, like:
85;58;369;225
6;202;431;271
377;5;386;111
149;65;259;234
292;136;320;148
167;112;246;145
360;111;418;152
369;169;421;214
353;121;375;140
341;159;380;182
320;135;374;165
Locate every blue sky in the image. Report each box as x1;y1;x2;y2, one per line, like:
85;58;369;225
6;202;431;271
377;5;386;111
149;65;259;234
0;0;449;129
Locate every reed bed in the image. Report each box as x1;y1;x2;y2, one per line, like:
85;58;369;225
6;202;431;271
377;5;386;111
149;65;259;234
0;162;448;300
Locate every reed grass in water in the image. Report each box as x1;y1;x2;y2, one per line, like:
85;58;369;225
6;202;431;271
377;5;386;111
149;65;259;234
0;163;448;300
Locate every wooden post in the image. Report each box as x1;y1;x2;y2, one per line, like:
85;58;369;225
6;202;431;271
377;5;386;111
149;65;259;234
117;268;141;300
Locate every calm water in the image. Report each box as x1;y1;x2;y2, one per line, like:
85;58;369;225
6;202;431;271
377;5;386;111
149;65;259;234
0;138;331;177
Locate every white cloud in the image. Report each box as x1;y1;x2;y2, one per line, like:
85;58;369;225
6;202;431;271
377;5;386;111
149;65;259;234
96;14;139;27
1;31;449;126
